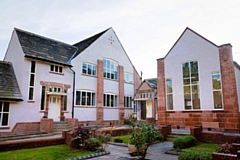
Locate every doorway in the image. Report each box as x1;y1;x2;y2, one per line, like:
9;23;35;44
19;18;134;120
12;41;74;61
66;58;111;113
141;101;146;120
48;96;61;121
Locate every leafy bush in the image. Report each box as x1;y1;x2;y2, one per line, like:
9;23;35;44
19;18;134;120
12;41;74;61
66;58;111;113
216;143;232;154
179;152;212;160
173;135;197;149
70;127;91;149
83;138;101;151
156;133;164;141
113;138;123;143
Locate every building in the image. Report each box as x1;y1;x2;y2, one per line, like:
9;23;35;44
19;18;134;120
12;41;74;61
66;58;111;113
157;27;240;133
1;27;140;135
134;78;158;123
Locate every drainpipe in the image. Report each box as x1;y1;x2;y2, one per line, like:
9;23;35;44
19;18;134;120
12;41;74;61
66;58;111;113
70;67;75;118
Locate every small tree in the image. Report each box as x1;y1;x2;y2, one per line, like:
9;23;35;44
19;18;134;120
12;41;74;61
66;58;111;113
70;126;91;149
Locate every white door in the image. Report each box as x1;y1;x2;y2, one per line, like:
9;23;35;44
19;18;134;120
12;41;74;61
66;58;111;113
48;96;61;121
146;101;152;118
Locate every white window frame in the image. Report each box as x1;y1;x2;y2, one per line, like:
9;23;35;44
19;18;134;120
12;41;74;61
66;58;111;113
124;96;133;108
166;78;173;110
76;90;96;106
28;61;35;101
103;59;118;80
104;93;118;107
82;62;96;76
124;72;133;83
212;72;223;109
0;102;10;126
50;64;63;73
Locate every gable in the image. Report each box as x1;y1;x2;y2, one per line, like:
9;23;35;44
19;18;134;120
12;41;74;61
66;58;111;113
15;28;78;66
0;61;22;101
138;81;153;91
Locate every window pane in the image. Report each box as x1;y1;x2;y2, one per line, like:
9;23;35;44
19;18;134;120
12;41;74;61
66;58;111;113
88;64;92;75
92;93;96;106
82;92;86;105
110;95;114;107
0;102;2;111
115;95;118;107
107;94;110;106
166;79;172;93
76;91;80;105
213;91;222;109
30;74;35;86
190;61;198;77
59;67;62;73
191;77;199;84
184;86;191;110
104;94;106;106
82;63;87;74
29;87;34;100
55;66;58;72
2;113;9;126
167;94;173;110
92;66;96;76
3;102;9;112
212;74;221;90
50;65;54;71
192;85;200;109
31;61;36;73
87;92;91;106
182;63;190;78
40;86;46;110
64;96;67;111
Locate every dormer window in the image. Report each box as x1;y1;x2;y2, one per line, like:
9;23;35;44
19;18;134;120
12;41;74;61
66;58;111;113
50;64;62;73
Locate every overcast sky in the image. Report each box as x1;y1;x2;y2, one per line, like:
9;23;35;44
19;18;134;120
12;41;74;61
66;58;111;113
1;0;240;79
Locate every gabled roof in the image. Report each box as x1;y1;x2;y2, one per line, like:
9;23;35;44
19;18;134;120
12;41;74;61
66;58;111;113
0;61;23;101
73;28;109;58
161;27;219;59
144;78;157;89
15;28;78;66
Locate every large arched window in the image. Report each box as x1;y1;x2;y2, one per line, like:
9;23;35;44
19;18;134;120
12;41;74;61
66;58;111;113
182;61;200;110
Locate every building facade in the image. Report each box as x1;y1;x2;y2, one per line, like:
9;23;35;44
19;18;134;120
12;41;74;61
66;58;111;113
157;27;240;133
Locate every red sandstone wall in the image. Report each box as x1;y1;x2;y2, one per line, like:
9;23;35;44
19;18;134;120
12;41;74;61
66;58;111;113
118;65;124;124
96;60;104;125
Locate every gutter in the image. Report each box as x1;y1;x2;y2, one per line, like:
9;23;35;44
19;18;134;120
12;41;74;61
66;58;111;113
70;67;75;118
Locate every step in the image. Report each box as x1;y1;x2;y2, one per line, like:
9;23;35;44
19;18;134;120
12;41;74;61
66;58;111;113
0;133;55;142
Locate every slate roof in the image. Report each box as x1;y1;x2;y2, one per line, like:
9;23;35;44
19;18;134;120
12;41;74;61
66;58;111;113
73;28;109;58
15;28;78;66
0;61;23;101
145;78;157;89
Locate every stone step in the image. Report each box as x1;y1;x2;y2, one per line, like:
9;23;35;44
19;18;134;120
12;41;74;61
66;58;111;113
0;133;55;142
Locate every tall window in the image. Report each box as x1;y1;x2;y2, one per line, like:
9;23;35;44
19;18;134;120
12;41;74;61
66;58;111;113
212;72;223;109
40;86;46;110
28;61;35;100
82;63;96;76
76;91;96;106
63;95;67;111
182;61;200;110
124;96;132;108
0;102;9;126
103;59;118;80
124;72;133;83
50;64;62;73
134;102;137;113
104;93;118;107
166;78;173;110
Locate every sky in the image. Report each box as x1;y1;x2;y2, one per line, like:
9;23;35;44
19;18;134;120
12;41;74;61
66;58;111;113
1;0;240;79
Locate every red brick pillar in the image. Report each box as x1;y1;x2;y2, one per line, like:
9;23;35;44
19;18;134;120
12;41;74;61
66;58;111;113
118;65;124;124
40;118;53;133
219;44;240;133
96;60;104;125
157;58;167;125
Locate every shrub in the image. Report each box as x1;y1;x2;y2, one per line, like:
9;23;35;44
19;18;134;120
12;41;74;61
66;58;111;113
179;152;212;160
70;127;91;149
82;138;101;151
113;138;123;143
173;135;197;149
216;143;232;154
156;133;164;141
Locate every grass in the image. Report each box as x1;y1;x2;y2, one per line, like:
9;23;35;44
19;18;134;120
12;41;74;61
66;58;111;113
182;142;216;153
111;135;131;144
0;145;93;160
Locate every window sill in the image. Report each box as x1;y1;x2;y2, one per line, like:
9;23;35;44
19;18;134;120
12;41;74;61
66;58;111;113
124;107;133;109
75;106;96;108
28;101;35;103
103;78;119;82
63;111;69;113
49;71;64;76
82;73;97;78
0;127;10;130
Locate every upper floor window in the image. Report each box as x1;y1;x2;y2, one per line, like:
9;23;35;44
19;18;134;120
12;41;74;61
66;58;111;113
50;64;62;73
182;61;200;110
28;61;35;100
103;59;118;80
104;93;118;107
124;72;133;83
166;78;173;110
0;102;9;126
82;63;96;76
76;90;96;106
124;96;133;108
140;93;152;99
212;72;223;109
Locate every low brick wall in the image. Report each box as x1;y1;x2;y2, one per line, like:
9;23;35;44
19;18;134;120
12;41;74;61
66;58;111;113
158;124;171;140
0;137;65;152
96;127;131;137
12;122;41;135
212;153;237;160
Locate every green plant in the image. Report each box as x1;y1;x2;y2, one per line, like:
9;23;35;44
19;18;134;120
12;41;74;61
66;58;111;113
179;152;212;160
173;135;197;149
129;121;160;159
111;135;131;144
83;138;101;151
124;113;137;127
216;142;232;154
70;126;91;149
113;138;123;143
98;133;111;151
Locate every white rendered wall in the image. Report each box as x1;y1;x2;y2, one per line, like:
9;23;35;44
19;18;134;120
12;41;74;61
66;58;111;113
234;66;240;111
74;108;96;121
164;29;220;111
104;108;119;120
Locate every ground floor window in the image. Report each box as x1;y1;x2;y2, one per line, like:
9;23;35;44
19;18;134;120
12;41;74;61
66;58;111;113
124;96;132;108
76;91;96;106
0;102;9;126
104;93;118;107
212;72;223;109
63;95;67;111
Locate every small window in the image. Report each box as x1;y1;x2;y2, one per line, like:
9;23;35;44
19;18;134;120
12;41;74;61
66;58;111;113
166;78;173;110
212;72;223;109
75;91;96;106
124;72;133;83
82;63;96;76
104;93;118;107
124;96;133;108
0;102;10;126
103;59;118;80
50;64;63;73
